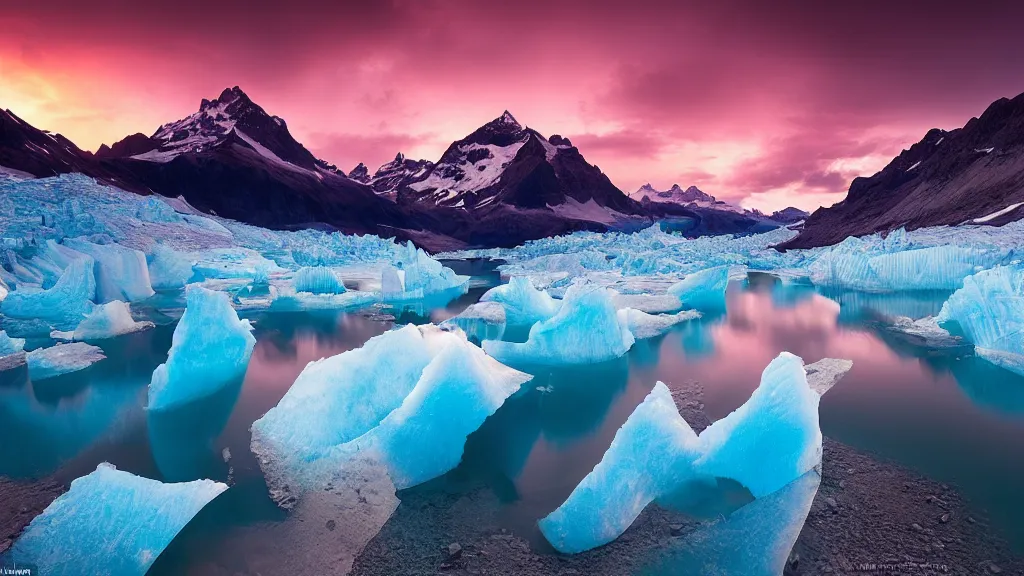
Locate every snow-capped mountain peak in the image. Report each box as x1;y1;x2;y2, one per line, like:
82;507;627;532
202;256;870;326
496;110;520;129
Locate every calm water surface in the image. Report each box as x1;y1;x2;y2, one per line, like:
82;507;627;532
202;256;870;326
2;264;1023;573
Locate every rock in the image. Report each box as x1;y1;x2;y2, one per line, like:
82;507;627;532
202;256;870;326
911;523;925;533
968;516;977;523
787;551;800;570
669;523;684;536
904;482;911;491
447;542;463;560
988;563;1002;574
940;513;950;523
325;519;336;531
839;480;846;489
826;497;838;511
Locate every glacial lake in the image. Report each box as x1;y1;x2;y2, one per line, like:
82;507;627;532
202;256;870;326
3;262;1024;573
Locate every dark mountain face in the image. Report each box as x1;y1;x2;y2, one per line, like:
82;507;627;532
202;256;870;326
770;207;809;224
365;153;433;198
780;91;1024;249
0;109;100;177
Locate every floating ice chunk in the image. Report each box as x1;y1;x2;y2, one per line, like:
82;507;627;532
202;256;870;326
192;247;283;280
252;325;444;500
6;463;226;576
65;301;155;341
613;292;682;314
483;284;635;366
540;353;847;553
479;276;560;326
618;308;701;340
936;265;1024;375
293;266;346;294
668;266;730;311
646;469;820;576
147;244;195;290
1;257;96;328
26;342;105;380
148;286;255;411
884;315;963;349
440;301;507;343
0;330;26;356
251;325;529;505
539;382;701;553
695;353;823;498
269;287;376;312
64;238;155;303
803;358;854;396
382;242;470;301
328;334;531;489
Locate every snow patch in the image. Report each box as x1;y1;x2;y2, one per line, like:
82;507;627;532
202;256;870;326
972;202;1024;224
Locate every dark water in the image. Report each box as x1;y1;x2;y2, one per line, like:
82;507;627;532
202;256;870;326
3;265;1024;573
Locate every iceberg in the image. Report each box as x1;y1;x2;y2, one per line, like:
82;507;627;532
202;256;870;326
381;242;469;301
613;292;683;314
936;265;1024;375
147;244;195;290
62;300;155;341
269;287;376;312
809;245;997;292
252;325;530;505
642;470;821;576
293;266;346;294
148;286;255;411
5;463;227;576
0;329;26;356
440;301;507;343
540;353;849;553
479;276;561;326
618;308;701;340
484;284;634;366
882;315;964;349
539;382;702;553
1;257;96;328
668;266;730;311
64;238;155;303
26;342;106;380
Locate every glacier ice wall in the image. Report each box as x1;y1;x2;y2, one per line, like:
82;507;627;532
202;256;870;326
668;266;730;311
1;257;96;329
294;266;346;294
937;265;1024;375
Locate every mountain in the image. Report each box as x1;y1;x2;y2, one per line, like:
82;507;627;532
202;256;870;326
357;153;434;198
0;108;103;178
630;183;747;213
376;111;645;222
780;91;1024;249
769;206;809;224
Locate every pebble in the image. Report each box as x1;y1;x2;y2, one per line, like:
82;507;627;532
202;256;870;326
448;542;463;560
669;523;684;536
839;480;846;489
826;497;838;510
988;563;1002;574
940;513;950;523
911;523;925;533
325;519;336;531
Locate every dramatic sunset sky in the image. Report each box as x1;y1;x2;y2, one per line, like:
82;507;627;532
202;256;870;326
2;0;1023;211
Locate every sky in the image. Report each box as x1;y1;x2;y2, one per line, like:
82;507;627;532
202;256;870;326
2;0;1023;212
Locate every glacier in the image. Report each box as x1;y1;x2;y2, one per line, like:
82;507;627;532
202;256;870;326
668;266;731;311
479;276;561;326
380;241;469;301
539;353;849;553
936;265;1024;375
147;243;195;290
1;257;96;329
4;463;227;576
0;329;25;356
252;324;530;505
483;284;635;366
26;342;106;380
618;308;701;340
148;286;255;411
63;238;155;302
293;265;346;294
58;300;155;341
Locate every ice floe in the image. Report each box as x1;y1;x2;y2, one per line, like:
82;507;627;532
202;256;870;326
26;342;106;380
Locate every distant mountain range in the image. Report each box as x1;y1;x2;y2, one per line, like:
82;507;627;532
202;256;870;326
0;85;886;250
781;91;1024;249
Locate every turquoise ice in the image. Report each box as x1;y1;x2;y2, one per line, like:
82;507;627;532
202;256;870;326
618;308;701;340
4;463;226;576
147;244;195;290
937;265;1024;375
62;300;154;341
440;301;507;343
1;257;96;329
64;238;155;302
479;276;561;326
540;353;847;553
483;284;635;366
148;286;255;411
668;266;730;311
0;330;25;356
293;266;346;294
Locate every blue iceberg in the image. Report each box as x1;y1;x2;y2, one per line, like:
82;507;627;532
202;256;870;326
538;382;702;553
440;301;507;343
252;325;530;505
936;265;1024;375
1;257;96;329
148;286;255;411
4;463;227;576
483;284;635;366
809;245;997;292
26;342;106;380
61;300;155;341
381;242;469;301
668;266;730;311
293;266;346;294
0;330;26;356
618;308;701;340
540;353;849;553
147;244;195;290
479;276;561;326
64;238;155;303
